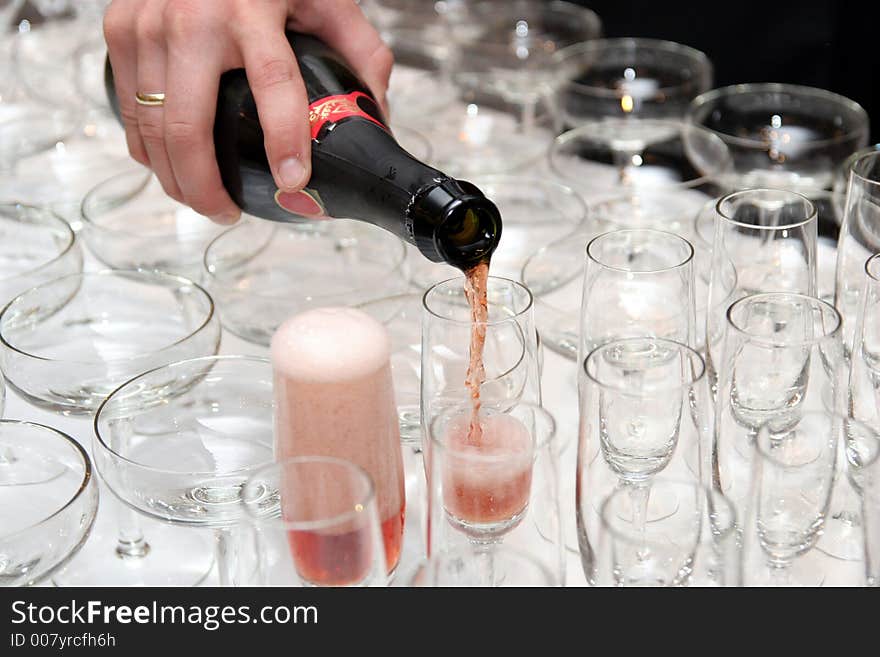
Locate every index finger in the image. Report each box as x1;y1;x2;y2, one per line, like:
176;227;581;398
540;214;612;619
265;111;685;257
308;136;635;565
291;0;394;111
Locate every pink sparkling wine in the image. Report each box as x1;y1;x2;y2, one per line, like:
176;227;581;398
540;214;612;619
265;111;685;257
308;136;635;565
441;412;533;535
271;307;406;574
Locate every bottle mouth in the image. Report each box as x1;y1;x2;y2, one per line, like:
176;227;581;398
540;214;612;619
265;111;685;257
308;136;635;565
436;201;500;269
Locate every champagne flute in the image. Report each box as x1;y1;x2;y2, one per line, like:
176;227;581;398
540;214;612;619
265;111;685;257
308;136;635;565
580;228;697;362
426;401;563;586
577;337;709;585
835;152;880;357
706;189;818;389
714;293;844;527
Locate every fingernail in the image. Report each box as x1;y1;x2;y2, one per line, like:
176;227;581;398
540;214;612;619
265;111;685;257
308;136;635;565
278;157;308;191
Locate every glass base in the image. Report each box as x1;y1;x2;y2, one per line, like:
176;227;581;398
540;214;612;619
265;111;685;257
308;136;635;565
53;520;215;587
816;513;865;562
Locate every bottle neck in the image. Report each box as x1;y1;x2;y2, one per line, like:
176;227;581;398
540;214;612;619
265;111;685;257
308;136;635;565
408;178;502;268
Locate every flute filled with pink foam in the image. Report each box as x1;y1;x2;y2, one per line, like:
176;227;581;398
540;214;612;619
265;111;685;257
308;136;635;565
428;403;557;545
271;307;405;576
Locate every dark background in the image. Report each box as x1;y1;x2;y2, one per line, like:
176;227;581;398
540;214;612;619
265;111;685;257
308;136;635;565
573;0;880;142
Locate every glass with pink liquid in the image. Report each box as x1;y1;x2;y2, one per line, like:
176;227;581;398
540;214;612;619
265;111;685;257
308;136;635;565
270;307;406;576
426;401;563;586
240;456;387;587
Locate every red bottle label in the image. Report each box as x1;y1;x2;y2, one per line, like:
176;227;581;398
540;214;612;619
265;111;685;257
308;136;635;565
307;91;386;140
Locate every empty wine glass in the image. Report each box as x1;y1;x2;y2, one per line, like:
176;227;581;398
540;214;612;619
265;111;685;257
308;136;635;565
421;276;541;435
686;83;869;194
408;544;556;587
426;401;563;585
239;456;387;586
577;337;709;585
5;272;222;587
741;412;839;586
714;293;844;518
0;270;221;414
426;0;600;177
580;229;697;360
835;152;880;356
93;356;275;587
842;417;880;586
706;189;818;388
0;420;98;586
555;38;712;126
81;168;226;279
449;0;602;120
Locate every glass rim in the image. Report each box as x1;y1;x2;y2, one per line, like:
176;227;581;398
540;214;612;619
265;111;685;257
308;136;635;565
599;479;706;545
428;401;556;456
688;83;870;150
715;188;818;231
725;292;841;347
549;120;717;190
849;150;880;189
92;355;272;476
0;270;217;365
586;228;695;274
241;455;377;532
867;253;880;283
459;0;602;43
202;219;409;298
0;419;94;541
582;337;706;393
421;274;534;326
0;202;77;285
556;37;712;98
80;169;219;240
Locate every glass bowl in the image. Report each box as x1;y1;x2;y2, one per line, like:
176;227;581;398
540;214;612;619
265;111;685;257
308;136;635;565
81;169;227;279
686;83;870;194
0;202;82;306
0;270;221;414
407;174;588;288
93;355;274;586
204;219;409;346
555;38;712;126
93;356;273;528
0;420;98;586
450;0;602;105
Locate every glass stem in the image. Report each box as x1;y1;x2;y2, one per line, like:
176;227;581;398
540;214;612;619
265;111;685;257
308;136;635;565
629;481;651;557
114;500;150;560
472;543;498;587
215;527;239;587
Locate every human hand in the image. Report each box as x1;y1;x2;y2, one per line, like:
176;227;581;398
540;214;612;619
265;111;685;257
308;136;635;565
104;0;393;223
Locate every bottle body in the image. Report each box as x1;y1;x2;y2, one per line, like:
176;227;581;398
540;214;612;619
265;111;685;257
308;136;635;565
107;32;501;269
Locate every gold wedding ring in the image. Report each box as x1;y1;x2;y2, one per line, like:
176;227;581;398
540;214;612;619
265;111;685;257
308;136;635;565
135;91;166;107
